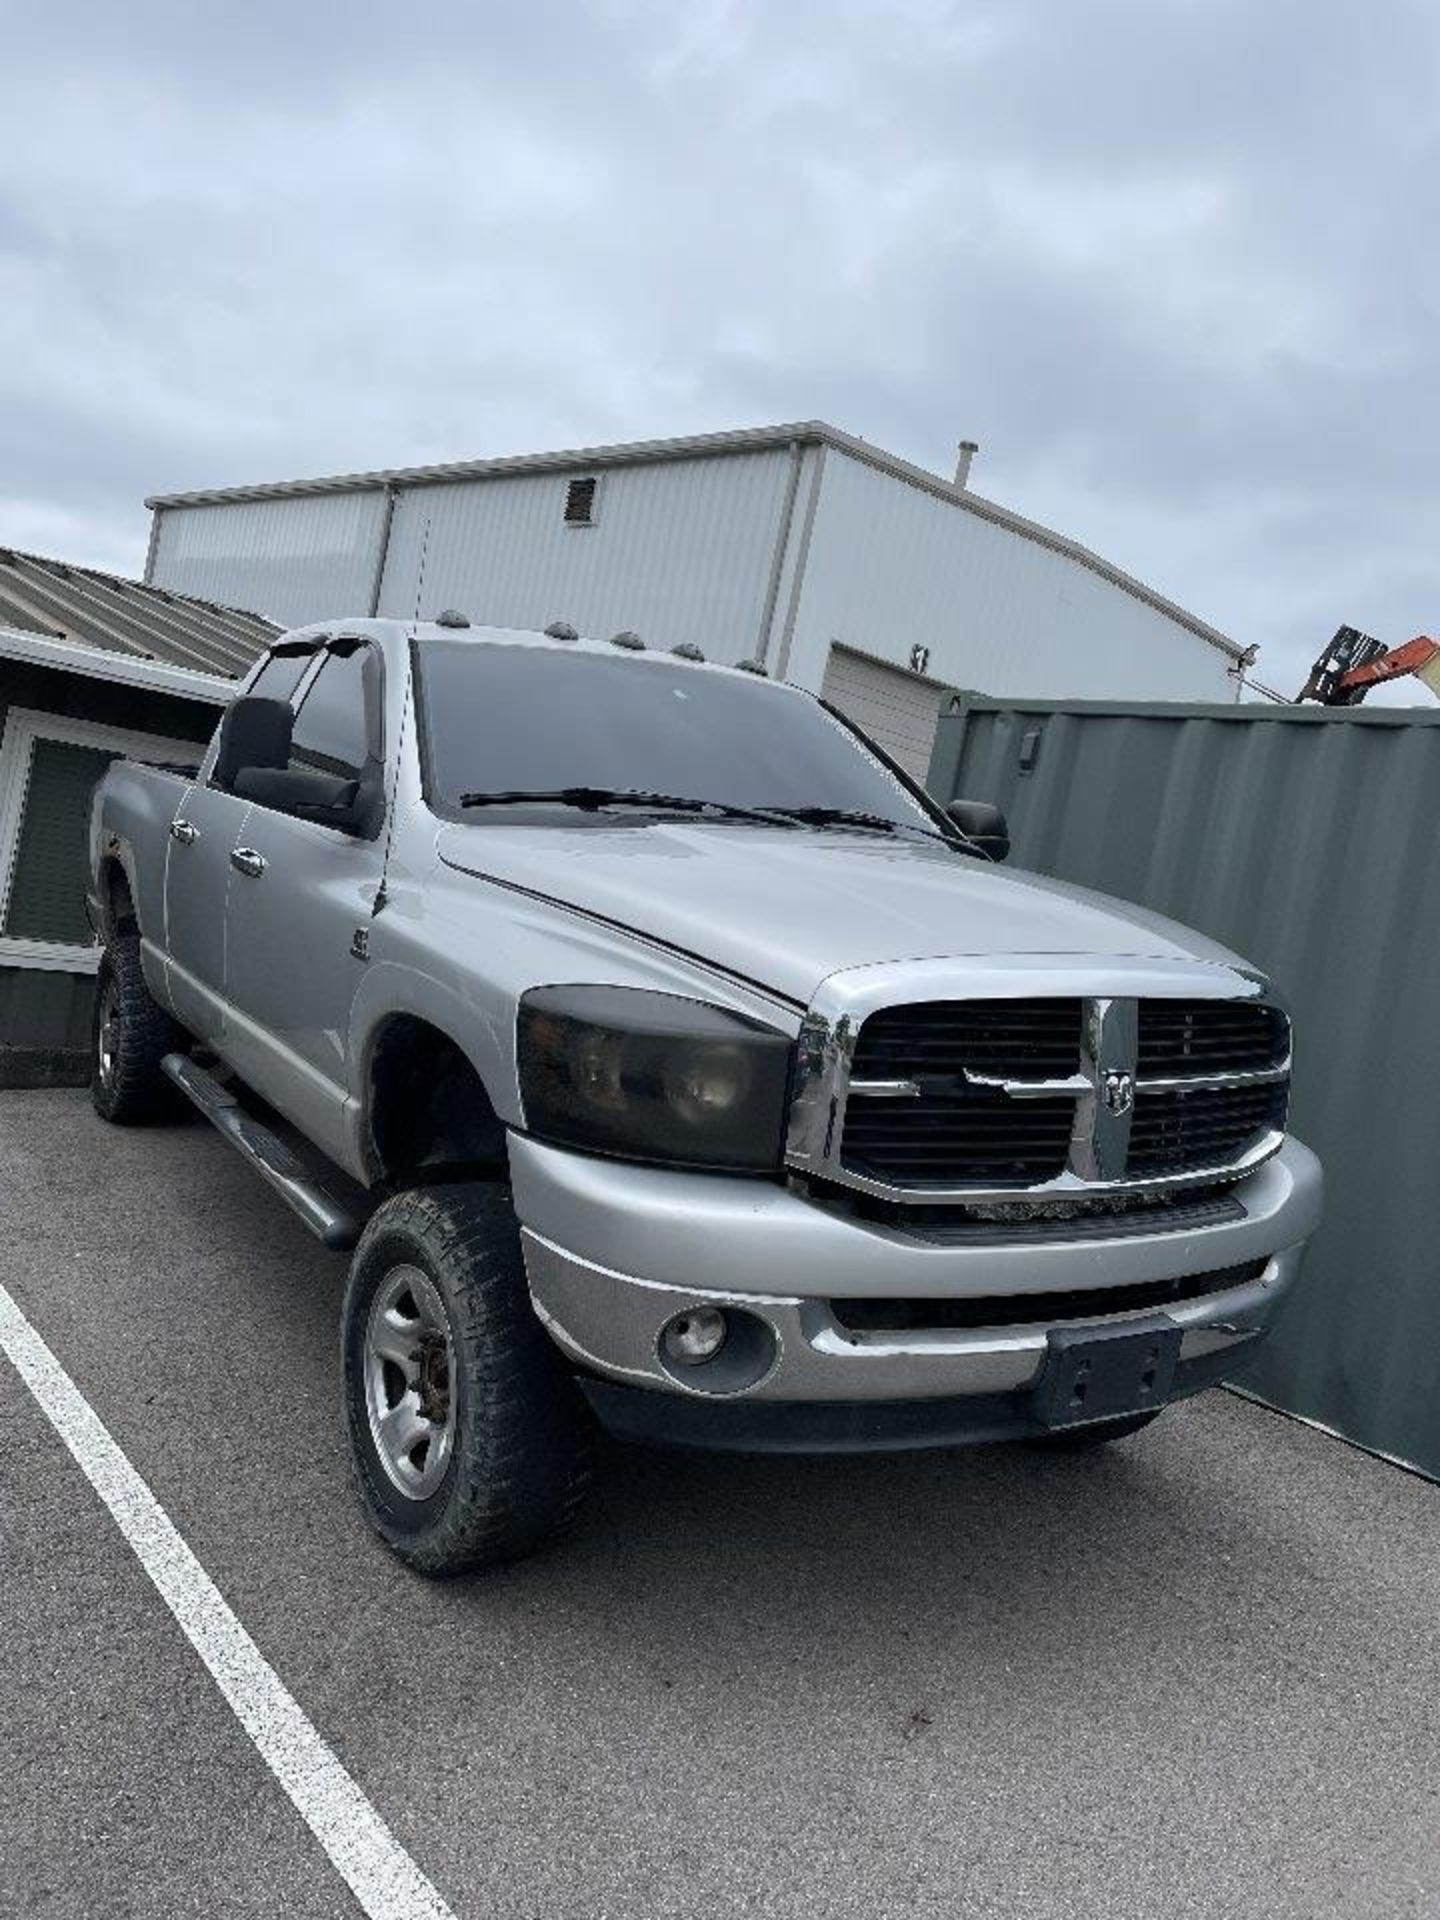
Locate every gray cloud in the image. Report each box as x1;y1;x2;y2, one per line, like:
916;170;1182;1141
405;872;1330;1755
5;0;1437;698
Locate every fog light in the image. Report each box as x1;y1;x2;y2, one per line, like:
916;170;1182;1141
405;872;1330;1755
661;1307;728;1365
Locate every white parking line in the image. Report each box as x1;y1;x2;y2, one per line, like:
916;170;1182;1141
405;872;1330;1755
0;1280;458;1920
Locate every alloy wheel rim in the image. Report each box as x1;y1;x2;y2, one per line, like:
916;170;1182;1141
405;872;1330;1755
363;1265;457;1501
96;980;121;1089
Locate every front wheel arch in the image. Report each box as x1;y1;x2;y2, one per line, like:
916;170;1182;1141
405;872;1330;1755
364;1013;509;1190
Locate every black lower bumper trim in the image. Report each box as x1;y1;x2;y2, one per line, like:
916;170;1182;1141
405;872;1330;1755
579;1343;1244;1455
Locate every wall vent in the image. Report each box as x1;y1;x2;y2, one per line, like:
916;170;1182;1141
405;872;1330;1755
563;476;598;526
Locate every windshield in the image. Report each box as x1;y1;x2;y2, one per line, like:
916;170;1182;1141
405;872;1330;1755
415;642;947;834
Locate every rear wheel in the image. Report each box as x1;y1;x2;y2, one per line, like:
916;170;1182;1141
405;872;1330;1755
342;1183;593;1575
1027;1410;1161;1451
90;934;186;1124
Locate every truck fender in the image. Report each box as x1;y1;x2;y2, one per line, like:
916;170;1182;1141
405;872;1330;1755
347;964;517;1185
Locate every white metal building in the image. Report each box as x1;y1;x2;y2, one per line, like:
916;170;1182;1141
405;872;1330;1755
142;421;1250;780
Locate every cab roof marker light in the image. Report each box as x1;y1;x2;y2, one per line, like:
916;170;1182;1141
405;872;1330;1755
734;657;767;676
435;609;470;629
544;621;579;641
670;643;706;662
609;630;645;650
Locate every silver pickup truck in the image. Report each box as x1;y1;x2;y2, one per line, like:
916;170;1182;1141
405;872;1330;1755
90;616;1322;1574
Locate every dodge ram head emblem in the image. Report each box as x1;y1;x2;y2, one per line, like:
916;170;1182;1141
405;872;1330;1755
1103;1070;1135;1116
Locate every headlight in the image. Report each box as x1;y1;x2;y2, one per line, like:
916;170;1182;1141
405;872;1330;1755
517;985;793;1172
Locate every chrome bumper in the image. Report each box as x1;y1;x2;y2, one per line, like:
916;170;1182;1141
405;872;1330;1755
509;1133;1322;1409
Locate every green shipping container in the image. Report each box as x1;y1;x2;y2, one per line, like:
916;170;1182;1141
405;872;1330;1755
929;692;1440;1482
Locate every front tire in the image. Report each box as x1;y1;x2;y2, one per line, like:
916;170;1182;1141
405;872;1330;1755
90;934;186;1124
342;1184;593;1575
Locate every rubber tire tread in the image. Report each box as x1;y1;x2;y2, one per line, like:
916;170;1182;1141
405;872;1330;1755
343;1184;594;1575
90;934;187;1124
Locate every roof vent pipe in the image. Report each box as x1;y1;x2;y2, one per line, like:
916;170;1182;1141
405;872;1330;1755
953;440;979;490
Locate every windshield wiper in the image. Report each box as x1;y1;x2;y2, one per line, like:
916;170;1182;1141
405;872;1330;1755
455;786;798;828
767;805;952;844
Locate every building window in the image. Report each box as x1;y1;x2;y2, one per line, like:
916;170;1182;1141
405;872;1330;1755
0;708;200;973
563;476;598;526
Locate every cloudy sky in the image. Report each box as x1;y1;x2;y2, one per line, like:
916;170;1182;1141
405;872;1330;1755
5;0;1437;699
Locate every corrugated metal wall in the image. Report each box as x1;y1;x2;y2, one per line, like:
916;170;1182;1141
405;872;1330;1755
375;449;794;661
788;451;1241;702
147;452;797;659
145;439;1245;702
930;693;1440;1479
148;492;387;627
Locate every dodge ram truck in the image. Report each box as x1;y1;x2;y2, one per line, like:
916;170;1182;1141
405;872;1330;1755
89;616;1323;1574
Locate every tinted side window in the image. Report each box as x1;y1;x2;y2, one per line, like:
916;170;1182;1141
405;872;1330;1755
290;648;373;778
247;650;313;705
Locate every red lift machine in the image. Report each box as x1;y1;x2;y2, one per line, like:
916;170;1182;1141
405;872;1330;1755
1297;626;1440;706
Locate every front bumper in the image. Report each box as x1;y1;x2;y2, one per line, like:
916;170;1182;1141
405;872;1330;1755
509;1131;1322;1446
577;1341;1250;1453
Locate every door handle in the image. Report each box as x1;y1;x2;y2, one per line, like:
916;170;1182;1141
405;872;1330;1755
230;847;267;878
169;818;198;846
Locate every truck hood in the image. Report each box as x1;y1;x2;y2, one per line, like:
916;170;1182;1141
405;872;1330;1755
436;821;1247;1006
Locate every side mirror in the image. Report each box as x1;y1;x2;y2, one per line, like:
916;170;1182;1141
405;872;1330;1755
232;764;364;829
214;696;293;789
946;798;1010;862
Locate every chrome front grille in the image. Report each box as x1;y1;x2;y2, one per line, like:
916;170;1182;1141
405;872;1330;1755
1136;1000;1289;1076
842;1088;1077;1186
848;998;1085;1078
836;994;1289;1195
1127;1081;1288;1179
844;999;1081;1185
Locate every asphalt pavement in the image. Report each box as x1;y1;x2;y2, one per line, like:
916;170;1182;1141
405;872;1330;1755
2;1088;1438;1920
